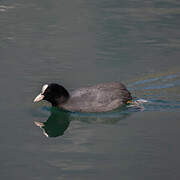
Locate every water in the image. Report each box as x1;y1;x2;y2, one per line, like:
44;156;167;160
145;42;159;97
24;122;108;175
1;0;180;179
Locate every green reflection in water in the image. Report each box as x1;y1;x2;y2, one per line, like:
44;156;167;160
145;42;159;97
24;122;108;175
34;107;70;138
34;105;135;138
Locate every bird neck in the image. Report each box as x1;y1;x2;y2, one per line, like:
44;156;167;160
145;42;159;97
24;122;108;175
51;95;70;107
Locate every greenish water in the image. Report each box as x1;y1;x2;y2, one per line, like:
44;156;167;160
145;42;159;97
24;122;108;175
0;0;180;179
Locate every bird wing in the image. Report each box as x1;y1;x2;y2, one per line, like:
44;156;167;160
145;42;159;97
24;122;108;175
62;82;131;112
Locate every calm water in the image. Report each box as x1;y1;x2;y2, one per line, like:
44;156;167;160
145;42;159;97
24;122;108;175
1;0;180;179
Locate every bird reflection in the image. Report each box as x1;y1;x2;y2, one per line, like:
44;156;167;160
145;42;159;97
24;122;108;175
71;105;135;124
34;104;140;138
34;107;70;138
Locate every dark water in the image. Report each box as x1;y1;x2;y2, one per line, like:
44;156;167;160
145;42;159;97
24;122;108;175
1;0;180;179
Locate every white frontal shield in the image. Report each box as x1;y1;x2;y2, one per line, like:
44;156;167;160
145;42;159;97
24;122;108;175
33;84;48;102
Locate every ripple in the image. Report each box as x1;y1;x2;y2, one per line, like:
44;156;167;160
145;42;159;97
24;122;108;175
0;5;14;12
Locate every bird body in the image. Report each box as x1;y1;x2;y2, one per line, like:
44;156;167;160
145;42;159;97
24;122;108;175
62;82;132;112
34;82;132;113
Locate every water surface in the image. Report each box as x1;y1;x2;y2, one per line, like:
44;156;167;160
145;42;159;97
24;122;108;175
0;0;180;179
